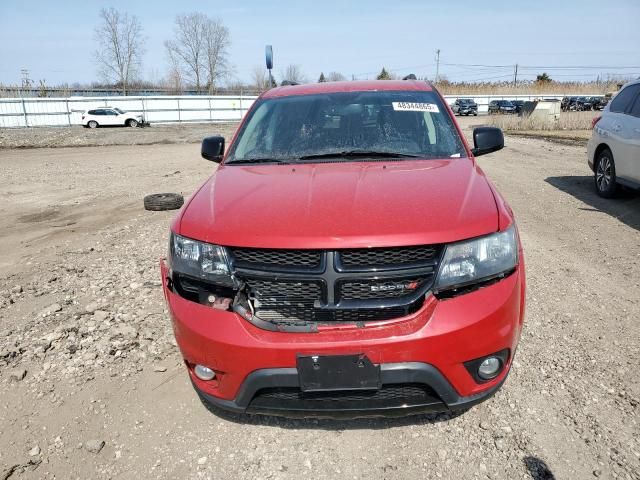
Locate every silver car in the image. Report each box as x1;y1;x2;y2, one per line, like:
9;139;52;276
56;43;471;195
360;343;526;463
587;79;640;197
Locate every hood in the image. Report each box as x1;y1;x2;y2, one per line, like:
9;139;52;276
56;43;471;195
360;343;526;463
178;158;498;249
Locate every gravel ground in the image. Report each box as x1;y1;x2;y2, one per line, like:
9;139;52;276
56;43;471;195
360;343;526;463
0;123;238;149
0;118;638;479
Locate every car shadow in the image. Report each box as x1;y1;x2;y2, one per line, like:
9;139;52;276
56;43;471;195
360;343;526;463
545;176;640;231
197;395;468;430
523;456;555;480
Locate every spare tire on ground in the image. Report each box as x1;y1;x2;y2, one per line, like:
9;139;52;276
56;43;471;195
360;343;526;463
143;193;184;211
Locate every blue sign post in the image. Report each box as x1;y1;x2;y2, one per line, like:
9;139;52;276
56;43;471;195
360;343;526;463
265;45;274;88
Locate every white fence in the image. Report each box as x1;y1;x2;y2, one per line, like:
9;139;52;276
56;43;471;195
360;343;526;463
0;93;597;128
0;95;258;128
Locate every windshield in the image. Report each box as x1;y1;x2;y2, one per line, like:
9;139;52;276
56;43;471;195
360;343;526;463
226;90;466;163
114;108;126;114
498;101;514;106
459;99;474;104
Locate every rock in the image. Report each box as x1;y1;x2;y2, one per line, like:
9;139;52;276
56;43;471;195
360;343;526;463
480;421;490;430
9;368;27;382
153;365;167;372
40;303;62;317
85;302;99;313
494;438;505;451
93;310;109;322
593;470;602;477
85;439;105;454
437;449;447;460
29;445;41;456
11;285;23;294
197;456;207;465
111;325;137;340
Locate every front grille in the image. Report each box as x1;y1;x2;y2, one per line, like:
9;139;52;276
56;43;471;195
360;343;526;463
229;248;321;269
339;277;429;300
229;245;441;329
338;245;438;269
248;383;444;413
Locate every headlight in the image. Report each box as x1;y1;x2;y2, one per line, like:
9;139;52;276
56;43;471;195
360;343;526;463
169;233;234;287
435;225;518;292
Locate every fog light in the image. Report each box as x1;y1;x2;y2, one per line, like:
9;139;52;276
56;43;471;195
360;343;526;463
478;357;501;380
194;364;216;381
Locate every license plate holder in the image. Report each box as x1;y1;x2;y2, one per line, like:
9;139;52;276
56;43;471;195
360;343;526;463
297;354;380;392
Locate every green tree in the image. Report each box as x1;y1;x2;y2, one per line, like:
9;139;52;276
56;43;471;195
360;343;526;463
377;67;391;80
318;72;326;83
536;72;552;83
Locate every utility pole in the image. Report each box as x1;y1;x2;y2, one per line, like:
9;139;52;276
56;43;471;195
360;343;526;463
435;49;441;84
513;64;518;87
21;69;31;89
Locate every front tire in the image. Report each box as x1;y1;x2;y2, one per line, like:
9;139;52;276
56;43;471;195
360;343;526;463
127;119;139;128
88;120;98;129
595;148;618;198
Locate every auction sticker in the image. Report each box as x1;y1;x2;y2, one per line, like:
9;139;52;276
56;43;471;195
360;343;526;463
392;102;440;113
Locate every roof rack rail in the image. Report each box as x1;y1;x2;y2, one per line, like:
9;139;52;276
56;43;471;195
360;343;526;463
280;80;300;86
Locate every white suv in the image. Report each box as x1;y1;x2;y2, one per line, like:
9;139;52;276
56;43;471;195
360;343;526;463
588;79;640;197
82;107;144;129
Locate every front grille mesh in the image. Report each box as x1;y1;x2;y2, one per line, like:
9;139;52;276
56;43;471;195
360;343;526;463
248;383;444;413
229;248;321;269
338;246;438;268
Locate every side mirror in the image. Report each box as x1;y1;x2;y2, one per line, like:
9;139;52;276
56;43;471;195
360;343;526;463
471;127;504;157
201;136;225;163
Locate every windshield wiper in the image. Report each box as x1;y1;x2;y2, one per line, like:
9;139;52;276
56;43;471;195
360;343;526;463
226;157;291;165
298;150;423;160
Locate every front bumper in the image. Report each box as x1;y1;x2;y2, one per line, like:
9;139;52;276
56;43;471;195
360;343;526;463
194;362;511;418
161;259;525;417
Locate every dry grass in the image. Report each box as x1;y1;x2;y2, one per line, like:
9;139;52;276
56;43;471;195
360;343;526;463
437;81;622;96
488;111;596;132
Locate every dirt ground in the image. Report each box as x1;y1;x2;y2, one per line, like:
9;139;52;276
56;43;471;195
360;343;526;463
0;124;238;149
0;118;638;480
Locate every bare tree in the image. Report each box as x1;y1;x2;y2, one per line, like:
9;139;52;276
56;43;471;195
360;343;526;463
203;19;231;94
250;66;270;92
281;64;307;84
94;8;144;95
327;71;347;82
165;13;231;95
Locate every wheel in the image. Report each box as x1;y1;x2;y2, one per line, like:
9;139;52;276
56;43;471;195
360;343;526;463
127;119;139;128
88;121;98;129
143;193;184;211
594;148;618;198
473;112;478;116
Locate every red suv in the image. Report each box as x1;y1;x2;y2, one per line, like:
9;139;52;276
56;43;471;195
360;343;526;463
161;80;526;418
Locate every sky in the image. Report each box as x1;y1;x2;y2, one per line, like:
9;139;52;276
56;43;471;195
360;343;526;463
1;0;639;87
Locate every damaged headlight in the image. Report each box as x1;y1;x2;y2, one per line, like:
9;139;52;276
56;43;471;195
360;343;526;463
435;225;518;292
169;233;234;287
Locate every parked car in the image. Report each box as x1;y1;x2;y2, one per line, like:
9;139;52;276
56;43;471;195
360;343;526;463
161;79;525;418
82;107;144;128
451;98;478;116
588;96;607;111
576;97;594;111
588;79;640;197
511;100;525;114
488;100;517;114
563;96;594;112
